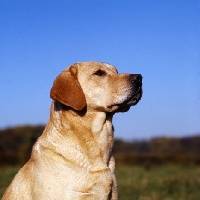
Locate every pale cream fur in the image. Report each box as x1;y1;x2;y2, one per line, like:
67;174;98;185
2;62;142;200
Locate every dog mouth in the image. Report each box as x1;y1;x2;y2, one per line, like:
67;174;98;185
108;86;142;112
126;87;143;105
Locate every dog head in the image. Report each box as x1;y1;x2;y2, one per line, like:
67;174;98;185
50;62;142;113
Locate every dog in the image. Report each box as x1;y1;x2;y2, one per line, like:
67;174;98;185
2;62;142;200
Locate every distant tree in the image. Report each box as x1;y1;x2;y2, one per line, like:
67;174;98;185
0;125;45;165
0;126;200;165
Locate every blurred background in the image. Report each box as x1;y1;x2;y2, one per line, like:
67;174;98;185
1;0;200;199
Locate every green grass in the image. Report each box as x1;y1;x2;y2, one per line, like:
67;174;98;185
116;165;200;200
0;165;20;198
1;165;200;199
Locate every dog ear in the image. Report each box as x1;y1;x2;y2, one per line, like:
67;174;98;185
50;66;86;110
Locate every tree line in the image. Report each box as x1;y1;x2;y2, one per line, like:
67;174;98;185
0;125;200;166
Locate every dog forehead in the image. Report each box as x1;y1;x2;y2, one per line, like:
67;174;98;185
101;62;118;73
77;62;118;73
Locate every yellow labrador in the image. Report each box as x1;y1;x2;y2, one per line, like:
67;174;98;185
2;62;142;200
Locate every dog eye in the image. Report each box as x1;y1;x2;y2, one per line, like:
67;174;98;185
93;70;106;76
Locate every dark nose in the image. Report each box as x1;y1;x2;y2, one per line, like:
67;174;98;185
131;74;143;83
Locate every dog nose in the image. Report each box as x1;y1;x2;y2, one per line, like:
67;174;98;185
131;74;143;83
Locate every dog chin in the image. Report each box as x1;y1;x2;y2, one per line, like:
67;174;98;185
115;105;131;113
128;93;142;105
107;89;142;113
116;91;142;112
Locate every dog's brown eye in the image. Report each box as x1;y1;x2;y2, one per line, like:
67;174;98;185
93;70;106;76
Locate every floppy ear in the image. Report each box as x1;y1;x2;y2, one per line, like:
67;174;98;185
50;66;86;110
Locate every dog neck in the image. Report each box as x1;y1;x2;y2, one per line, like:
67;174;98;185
43;101;115;165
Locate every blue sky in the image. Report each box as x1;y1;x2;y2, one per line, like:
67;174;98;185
1;0;200;140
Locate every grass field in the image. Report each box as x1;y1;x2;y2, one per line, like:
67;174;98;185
1;165;200;199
